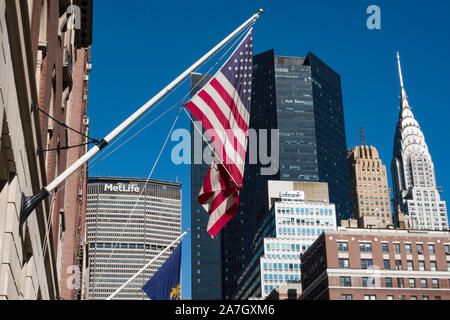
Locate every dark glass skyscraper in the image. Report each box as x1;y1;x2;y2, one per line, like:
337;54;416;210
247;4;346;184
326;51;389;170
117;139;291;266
221;50;351;299
190;73;223;300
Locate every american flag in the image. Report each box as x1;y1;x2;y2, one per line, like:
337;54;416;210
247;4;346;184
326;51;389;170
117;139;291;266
185;29;253;238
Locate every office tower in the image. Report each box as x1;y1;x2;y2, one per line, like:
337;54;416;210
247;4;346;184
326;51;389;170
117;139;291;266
234;181;337;300
189;73;224;300
260;186;336;298
348;146;393;228
391;54;448;231
222;50;351;299
84;177;181;300
0;0;92;300
301;227;450;300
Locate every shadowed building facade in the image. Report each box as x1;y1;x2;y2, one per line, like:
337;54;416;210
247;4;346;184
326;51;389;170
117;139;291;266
222;50;351;299
0;0;92;300
190;73;224;300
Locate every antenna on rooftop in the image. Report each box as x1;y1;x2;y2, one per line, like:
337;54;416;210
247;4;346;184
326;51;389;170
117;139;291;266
360;127;366;146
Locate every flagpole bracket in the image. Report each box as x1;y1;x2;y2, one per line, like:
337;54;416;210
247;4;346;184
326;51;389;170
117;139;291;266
20;188;50;231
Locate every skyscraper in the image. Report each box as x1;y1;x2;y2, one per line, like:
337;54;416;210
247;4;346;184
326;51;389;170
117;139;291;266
391;53;448;231
222;50;351;299
233;181;335;300
260;188;336;299
348;145;393;228
190;74;224;300
84;177;181;300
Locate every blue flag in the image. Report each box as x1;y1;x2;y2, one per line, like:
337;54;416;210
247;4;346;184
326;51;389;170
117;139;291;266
142;243;182;300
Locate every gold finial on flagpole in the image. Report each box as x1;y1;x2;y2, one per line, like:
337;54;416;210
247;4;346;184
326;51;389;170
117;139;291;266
258;9;264;14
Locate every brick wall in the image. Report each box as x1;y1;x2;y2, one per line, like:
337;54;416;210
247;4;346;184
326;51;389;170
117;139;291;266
60;47;89;300
302;229;450;300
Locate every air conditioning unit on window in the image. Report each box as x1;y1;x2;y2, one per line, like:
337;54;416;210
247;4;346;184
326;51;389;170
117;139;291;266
78;189;83;197
83;117;89;126
83;75;89;81
83;94;88;102
86;63;92;72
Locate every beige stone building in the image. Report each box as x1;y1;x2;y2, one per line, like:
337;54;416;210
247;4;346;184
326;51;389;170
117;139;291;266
0;0;92;300
347;146;393;229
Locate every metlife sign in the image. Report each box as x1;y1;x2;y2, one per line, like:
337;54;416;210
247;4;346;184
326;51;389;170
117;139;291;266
104;184;140;193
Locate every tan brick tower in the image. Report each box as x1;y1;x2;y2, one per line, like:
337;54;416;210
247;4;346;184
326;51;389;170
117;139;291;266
348;145;393;228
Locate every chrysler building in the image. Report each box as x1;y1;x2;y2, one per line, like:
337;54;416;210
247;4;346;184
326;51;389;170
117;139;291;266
391;53;448;231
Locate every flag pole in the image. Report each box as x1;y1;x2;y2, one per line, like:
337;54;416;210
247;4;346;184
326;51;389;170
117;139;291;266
20;9;264;226
106;229;189;300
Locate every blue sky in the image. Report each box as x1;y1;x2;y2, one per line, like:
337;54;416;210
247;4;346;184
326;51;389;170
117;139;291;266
87;0;450;299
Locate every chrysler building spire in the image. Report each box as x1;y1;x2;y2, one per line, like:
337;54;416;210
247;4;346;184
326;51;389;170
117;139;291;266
397;52;406;98
397;52;410;109
391;53;448;231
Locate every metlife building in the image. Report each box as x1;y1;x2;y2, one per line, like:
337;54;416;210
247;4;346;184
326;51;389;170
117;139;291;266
84;177;182;300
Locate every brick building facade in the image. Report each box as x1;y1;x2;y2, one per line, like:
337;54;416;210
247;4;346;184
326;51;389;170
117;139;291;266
301;228;450;300
0;0;92;300
347;146;393;229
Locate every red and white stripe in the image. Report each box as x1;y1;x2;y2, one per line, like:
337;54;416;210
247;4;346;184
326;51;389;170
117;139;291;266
186;71;251;238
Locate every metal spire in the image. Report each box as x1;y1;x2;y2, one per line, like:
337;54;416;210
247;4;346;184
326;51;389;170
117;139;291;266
360;127;366;146
397;52;407;101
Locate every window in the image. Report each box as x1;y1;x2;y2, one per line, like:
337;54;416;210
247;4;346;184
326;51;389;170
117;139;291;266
397;278;405;288
383;260;391;270
418;261;425;271
385;278;393;288
405;243;412;254
411;296;417;300
409;278;416;288
361;259;373;269
417;243;424;254
337;241;348;252
423;296;430;300
387;295;394;300
430;261;437;271
382;243;389;253
341;294;352;300
360;242;372;253
364;295;376;300
339;259;350;269
395;260;402;270
362;277;368;287
394;243;401;254
407;261;414;271
435;296;441;300
445;244;450;255
420;279;427;288
362;277;375;288
432;279;439;289
428;244;435;255
340;276;352;287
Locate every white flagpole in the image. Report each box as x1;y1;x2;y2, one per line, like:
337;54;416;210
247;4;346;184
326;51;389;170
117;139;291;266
21;9;264;222
106;229;189;301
